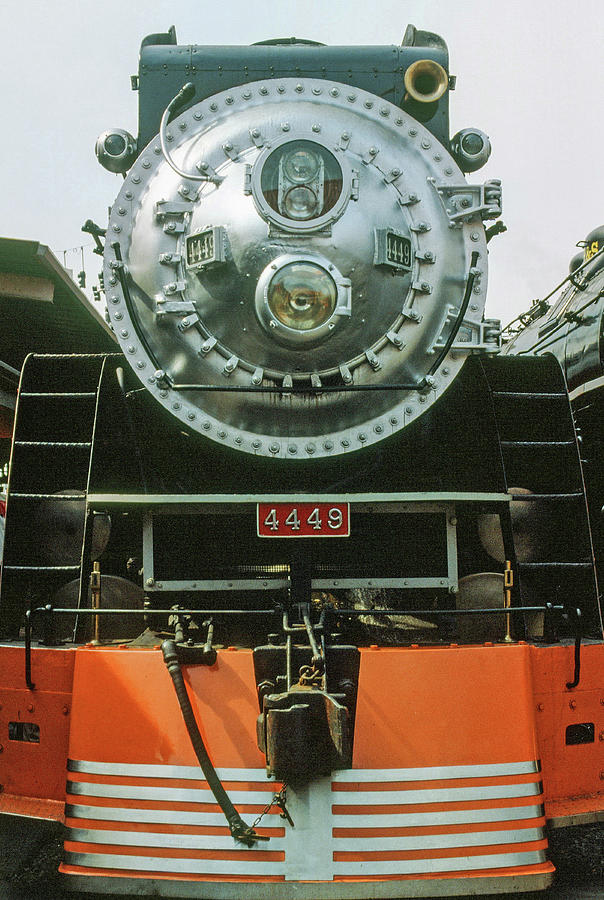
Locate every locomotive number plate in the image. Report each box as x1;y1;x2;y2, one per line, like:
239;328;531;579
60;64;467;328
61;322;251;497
257;502;350;538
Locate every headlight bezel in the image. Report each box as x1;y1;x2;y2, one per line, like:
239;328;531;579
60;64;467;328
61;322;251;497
255;253;352;345
250;135;353;233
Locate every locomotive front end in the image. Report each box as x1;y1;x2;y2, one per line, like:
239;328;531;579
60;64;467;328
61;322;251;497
4;24;603;900
102;37;501;458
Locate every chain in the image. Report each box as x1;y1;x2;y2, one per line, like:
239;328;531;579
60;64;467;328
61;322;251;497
252;784;293;829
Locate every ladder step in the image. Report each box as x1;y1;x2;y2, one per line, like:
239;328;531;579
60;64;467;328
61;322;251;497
14;441;92;448
518;562;593;570
492;391;567;400
9;493;84;500
2;565;80;572
510;492;583;500
500;441;574;448
19;392;97;399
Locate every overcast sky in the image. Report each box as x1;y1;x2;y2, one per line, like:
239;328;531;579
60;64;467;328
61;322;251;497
2;0;603;325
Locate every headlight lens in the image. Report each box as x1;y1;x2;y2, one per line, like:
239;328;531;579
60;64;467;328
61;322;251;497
283;147;320;183
283;185;319;220
267;262;337;331
260;140;343;225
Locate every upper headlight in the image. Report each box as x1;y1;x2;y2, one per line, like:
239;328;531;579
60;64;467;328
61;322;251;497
253;138;349;232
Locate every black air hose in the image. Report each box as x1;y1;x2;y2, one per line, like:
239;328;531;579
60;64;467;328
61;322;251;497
161;640;268;845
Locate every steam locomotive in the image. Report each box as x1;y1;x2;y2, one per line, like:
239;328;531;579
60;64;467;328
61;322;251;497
0;24;602;898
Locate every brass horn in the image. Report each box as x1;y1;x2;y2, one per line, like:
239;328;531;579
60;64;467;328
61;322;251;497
404;59;448;104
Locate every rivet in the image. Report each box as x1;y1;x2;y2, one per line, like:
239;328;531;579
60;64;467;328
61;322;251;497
210;102;218;111
252;440;261;449
124;191;133;200
445;166;453;175
442;367;450;376
434;154;442;161
112;224;122;233
288;445;297;454
379;107;389;117
242;90;252;100
179;121;187;131
474;285;482;294
147;377;156;385
358;433;367;442
312;123;321;133
154;146;162;154
312;87;322;95
295;83;304;93
235;436;243;444
369;147;378;156
62;705;69;715
136;361;146;370
132;174;141;184
218;430;226;439
537;703;544;712
193;111;203;120
159;390;168;399
114;311;123;320
421;139;431;149
172;402;181;411
347;94;356;102
395;117;403;126
27;704;34;713
390;416;399;425
269;443;280;453
569;699;577;709
223;141;233;151
127;345;136;354
409;128;417;136
419;396;426;403
281;123;291;132
306;444;316;454
277;85;286;94
470;303;478;311
405;406;413;415
202;422;211;430
187;412;195;421
141;158;151;168
330;88;339;97
225;95;234;105
364;100;374;109
341;439;350;447
374;425;383;434
323;440;334;451
470;232;480;241
120;329;129;338
251;128;260;138
259;86;268;95
109;294;120;305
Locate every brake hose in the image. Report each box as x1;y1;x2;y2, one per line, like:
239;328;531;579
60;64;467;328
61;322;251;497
161;640;269;845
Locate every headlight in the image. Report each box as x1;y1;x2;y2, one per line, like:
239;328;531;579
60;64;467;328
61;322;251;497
267;261;337;331
283;185;319;220
283;147;321;183
255;139;345;230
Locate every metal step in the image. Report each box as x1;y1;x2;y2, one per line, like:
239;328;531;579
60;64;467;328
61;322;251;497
14;441;92;448
2;565;81;572
19;392;97;399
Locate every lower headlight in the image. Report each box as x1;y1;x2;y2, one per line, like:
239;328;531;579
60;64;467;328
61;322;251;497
267;262;337;331
283;185;319;220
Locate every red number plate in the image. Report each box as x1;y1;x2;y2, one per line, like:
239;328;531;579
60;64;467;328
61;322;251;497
257;502;350;538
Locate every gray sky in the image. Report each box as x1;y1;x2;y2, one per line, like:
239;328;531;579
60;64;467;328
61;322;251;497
2;0;603;325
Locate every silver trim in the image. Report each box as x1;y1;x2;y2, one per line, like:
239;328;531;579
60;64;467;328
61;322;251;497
68;829;286;851
64;849;547;876
64;852;286;875
66;802;546;829
66;782;275;804
330;784;543;805
67;826;542;853
67;759;538;782
67;780;542;805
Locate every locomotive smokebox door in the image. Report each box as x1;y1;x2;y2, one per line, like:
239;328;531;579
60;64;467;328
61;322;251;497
257;686;350;785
